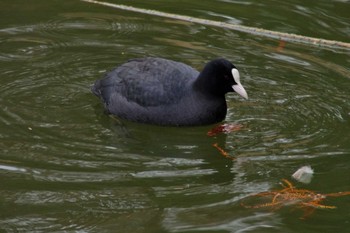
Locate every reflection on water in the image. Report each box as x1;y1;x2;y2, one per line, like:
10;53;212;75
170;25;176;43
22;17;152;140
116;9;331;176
0;0;350;232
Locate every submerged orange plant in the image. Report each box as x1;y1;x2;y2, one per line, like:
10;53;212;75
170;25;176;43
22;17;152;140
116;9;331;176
212;143;235;160
241;179;350;218
207;123;243;137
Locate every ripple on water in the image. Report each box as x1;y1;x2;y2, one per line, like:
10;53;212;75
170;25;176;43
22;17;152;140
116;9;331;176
0;188;156;232
224;46;350;160
0;10;170;117
0;12;151;61
0;12;157;174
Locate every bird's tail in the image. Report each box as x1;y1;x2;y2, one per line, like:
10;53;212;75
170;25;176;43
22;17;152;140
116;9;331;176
91;80;102;97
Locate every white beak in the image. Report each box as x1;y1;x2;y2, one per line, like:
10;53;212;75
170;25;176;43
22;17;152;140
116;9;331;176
232;83;248;99
231;68;248;99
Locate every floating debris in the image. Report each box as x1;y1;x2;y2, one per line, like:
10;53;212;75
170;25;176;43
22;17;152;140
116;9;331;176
292;165;314;184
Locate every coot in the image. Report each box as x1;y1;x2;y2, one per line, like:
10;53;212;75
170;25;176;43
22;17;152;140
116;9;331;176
92;57;248;126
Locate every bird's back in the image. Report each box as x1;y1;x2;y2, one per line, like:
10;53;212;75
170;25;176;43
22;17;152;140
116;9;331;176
92;57;199;108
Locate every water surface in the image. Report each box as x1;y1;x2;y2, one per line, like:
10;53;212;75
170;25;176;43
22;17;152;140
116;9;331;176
1;0;350;232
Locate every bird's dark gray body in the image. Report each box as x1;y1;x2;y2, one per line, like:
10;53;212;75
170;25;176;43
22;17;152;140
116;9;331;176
92;57;249;126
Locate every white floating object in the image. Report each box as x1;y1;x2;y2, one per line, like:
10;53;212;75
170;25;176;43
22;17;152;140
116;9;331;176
292;166;314;184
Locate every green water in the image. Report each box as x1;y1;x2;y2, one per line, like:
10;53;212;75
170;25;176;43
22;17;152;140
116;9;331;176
1;0;350;232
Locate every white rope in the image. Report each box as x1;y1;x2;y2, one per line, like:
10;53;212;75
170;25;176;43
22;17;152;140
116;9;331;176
81;0;350;50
